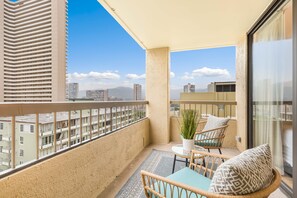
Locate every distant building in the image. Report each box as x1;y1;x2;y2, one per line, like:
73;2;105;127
133;84;142;100
0;0;68;102
183;83;195;93
108;96;123;101
67;83;79;99
86;90;108;101
180;81;236;117
68;98;94;102
0;109;134;171
207;81;236;92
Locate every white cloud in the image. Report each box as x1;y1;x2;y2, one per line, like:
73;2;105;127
126;72;174;80
68;71;120;80
170;72;175;78
181;72;194;80
192;67;230;78
181;67;231;81
126;73;146;80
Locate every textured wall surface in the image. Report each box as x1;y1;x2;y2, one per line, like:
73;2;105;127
170;117;237;148
236;36;248;152
146;47;170;144
0;119;150;198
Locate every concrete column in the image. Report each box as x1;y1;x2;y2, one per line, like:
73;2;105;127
236;36;248;152
146;47;170;144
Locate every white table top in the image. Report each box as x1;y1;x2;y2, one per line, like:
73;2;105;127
172;144;206;158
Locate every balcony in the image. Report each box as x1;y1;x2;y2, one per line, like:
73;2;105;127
0;0;295;197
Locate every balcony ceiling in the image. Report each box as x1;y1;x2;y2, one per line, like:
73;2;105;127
98;0;272;51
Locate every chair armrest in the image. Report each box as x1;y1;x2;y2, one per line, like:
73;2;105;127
189;150;230;179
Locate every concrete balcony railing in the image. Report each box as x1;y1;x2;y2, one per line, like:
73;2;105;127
0;101;148;173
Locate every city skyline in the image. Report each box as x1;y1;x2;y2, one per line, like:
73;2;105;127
67;0;236;92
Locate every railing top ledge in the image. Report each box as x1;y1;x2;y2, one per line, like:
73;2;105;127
170;100;237;105
0;101;149;117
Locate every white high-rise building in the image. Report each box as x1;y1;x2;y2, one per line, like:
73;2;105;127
0;0;68;102
133;84;142;100
183;83;195;93
67;83;79;99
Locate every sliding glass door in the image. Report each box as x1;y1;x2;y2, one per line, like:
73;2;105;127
251;0;293;189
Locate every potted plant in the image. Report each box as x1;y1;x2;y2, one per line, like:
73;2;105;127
179;109;200;152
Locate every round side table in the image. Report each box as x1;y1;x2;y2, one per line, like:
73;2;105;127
171;144;206;173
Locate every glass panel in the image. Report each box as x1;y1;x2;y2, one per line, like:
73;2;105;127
252;1;292;188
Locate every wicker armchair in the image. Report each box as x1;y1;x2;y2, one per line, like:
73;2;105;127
141;150;281;198
194;118;229;155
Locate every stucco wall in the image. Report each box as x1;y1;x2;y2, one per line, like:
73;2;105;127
170;117;237;148
0;119;150;198
146;47;170;144
236;36;248;152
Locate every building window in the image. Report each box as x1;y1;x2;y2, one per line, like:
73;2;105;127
20;149;24;157
0;135;2;141
20;125;24;132
20;137;24;144
0;123;3;130
0;146;2;153
20;161;23;165
43;136;49;145
30;125;34;133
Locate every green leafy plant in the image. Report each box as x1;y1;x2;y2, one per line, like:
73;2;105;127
179;109;200;140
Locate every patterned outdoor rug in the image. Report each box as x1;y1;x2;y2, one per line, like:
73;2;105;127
115;149;185;198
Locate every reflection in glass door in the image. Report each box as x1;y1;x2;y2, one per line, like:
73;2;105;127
252;1;293;188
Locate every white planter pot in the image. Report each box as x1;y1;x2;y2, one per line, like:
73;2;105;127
182;138;194;153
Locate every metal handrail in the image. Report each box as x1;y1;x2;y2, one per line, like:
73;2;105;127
0;101;148;117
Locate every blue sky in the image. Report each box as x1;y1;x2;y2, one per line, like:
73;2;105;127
68;0;235;92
